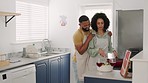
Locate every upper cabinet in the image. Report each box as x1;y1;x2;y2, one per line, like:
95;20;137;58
0;11;21;27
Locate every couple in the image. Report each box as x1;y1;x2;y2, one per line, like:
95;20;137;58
73;13;118;83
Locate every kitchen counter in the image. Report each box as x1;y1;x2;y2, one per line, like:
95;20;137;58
130;51;148;83
130;51;143;61
0;52;70;72
83;70;132;82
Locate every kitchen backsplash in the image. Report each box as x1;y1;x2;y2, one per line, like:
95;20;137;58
6;47;71;59
48;47;70;53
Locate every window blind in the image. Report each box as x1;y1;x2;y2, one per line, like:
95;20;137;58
16;0;49;42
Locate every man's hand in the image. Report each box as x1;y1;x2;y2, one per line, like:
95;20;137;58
108;31;112;37
87;33;94;42
75;33;94;55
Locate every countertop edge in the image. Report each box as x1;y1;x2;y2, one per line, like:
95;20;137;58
83;70;132;82
0;52;70;72
130;51;148;62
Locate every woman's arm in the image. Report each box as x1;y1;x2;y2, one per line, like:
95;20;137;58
87;38;98;57
108;35;114;52
108;36;118;57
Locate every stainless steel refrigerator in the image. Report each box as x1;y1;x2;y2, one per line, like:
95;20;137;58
116;10;143;59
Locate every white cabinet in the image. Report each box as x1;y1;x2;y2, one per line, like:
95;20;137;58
131;51;148;83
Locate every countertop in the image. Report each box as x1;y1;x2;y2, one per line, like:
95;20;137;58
82;70;132;82
130;51;148;62
0;52;70;72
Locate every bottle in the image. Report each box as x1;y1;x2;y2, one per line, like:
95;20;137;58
22;48;26;57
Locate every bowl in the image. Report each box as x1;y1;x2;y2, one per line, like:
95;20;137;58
96;63;113;72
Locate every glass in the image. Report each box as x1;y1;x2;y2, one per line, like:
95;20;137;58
0;54;6;61
108;58;116;66
97;57;107;63
96;57;108;67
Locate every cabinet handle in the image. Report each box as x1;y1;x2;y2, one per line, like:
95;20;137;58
57;58;60;61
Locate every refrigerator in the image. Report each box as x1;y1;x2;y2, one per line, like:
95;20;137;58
116;9;143;59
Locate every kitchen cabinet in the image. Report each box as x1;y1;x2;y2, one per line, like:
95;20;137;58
84;77;132;83
61;54;70;83
35;53;70;83
48;54;70;83
48;56;61;83
35;59;48;83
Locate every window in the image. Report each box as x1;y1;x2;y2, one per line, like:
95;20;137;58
16;0;49;42
81;4;113;33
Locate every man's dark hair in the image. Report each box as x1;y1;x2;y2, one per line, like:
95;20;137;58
79;15;89;23
91;13;110;32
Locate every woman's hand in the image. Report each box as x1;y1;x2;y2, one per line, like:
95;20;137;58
98;48;106;57
113;50;118;58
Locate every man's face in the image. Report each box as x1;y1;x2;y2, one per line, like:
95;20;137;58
79;20;90;32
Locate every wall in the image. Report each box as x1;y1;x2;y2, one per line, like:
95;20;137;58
49;0;80;50
0;0;44;53
0;0;16;53
143;0;148;58
48;0;80;83
79;0;113;5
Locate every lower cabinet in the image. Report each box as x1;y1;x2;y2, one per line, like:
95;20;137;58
84;77;132;83
35;59;48;83
48;56;61;83
61;54;70;83
35;53;70;83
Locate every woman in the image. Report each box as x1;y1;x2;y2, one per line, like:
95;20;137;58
87;13;118;71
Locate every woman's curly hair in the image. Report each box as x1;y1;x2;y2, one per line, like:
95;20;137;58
91;13;110;32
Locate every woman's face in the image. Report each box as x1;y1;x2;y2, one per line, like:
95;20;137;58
97;18;104;31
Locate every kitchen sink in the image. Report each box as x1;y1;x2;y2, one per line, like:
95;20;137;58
43;52;62;56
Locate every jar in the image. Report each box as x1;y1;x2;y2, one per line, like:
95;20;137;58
0;53;6;61
0;52;9;67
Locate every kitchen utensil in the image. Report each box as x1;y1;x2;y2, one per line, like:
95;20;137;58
42;39;51;52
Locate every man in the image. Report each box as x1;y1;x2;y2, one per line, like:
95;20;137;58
73;15;94;83
73;15;112;83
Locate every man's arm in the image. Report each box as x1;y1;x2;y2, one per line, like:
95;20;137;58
75;33;94;55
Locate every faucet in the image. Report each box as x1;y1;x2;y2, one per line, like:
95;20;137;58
42;39;51;53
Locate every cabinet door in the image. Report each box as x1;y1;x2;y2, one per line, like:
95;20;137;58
61;54;70;83
84;77;132;83
35;59;48;83
48;56;61;83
